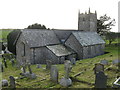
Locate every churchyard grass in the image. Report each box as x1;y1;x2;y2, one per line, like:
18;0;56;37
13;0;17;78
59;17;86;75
1;44;120;88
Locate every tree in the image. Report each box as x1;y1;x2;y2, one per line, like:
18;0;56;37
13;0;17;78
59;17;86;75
27;23;47;29
97;14;116;35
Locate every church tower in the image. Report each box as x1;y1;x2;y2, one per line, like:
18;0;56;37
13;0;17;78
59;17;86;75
78;8;97;31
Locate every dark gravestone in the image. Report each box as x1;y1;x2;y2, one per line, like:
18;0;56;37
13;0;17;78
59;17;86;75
46;60;52;70
3;58;7;68
50;65;58;83
9;76;16;88
0;63;4;72
11;59;15;67
23;66;26;73
94;63;104;74
28;64;32;74
95;71;107;88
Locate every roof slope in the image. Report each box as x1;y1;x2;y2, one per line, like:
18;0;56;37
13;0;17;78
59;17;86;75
22;29;60;47
72;32;105;46
46;44;74;56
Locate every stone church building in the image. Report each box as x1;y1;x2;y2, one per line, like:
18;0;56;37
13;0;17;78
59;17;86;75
7;9;105;65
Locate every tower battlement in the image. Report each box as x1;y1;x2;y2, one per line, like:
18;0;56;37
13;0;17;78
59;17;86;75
78;8;97;32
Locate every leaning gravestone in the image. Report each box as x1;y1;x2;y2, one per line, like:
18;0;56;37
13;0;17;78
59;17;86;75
100;60;108;65
94;63;104;74
60;60;72;87
46;60;52;70
2;80;8;87
50;65;58;83
9;76;16;88
95;71;107;88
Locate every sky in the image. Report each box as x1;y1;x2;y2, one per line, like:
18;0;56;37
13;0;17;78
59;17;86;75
0;0;119;32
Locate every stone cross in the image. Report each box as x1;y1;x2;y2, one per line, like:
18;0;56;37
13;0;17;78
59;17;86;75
50;65;58;83
28;64;32;74
9;76;16;88
94;63;104;74
95;71;107;88
46;60;52;70
3;58;7;68
64;60;72;79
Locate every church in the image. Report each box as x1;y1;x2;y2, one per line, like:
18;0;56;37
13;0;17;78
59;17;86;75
7;9;105;65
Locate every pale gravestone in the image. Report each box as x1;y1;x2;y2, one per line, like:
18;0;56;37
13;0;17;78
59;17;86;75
60;60;72;87
2;80;8;87
50;65;58;83
46;60;52;70
100;60;108;65
95;71;107;88
94;63;104;74
70;58;76;65
9;76;16;88
36;64;42;68
112;60;120;65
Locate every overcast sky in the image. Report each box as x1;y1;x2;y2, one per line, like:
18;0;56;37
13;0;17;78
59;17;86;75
0;0;119;32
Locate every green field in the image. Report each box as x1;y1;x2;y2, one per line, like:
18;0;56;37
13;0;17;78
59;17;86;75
1;45;120;88
0;29;13;42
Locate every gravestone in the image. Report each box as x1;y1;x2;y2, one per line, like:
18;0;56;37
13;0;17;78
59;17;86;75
94;63;104;74
0;63;4;72
70;58;76;65
46;60;52;70
60;60;72;87
2;80;8;87
28;64;32;74
50;65;58;83
3;58;7;68
100;60;108;65
36;64;42;68
9;76;16;88
11;59;15;67
112;59;120;65
95;71;107;88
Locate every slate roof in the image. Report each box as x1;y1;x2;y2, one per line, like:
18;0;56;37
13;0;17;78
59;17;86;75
72;31;105;46
46;44;75;56
22;29;60;47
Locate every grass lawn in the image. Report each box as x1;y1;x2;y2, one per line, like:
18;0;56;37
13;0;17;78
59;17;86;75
0;29;13;42
1;45;120;88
